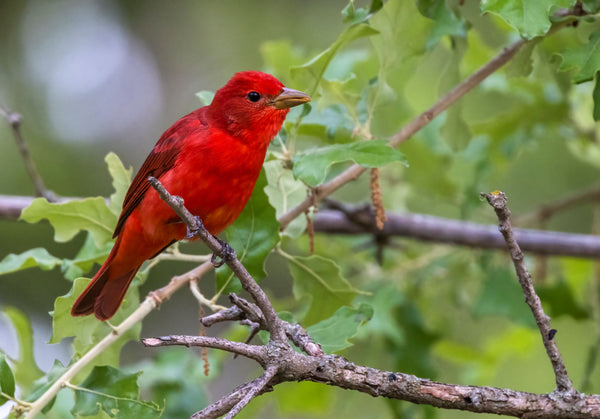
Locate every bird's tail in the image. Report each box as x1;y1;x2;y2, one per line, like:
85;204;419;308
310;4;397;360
71;236;141;321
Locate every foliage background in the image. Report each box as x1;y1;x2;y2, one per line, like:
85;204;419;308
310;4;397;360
1;0;600;418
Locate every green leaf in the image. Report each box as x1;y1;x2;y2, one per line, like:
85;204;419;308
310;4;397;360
342;0;383;25
50;277;141;379
25;360;66;411
72;366;162;418
537;280;589;320
472;267;536;327
307;304;373;353
291;23;379;95
216;170;280;293
135;347;209;418
292;140;407;187
481;0;576;39
506;39;540;78
581;0;600;13
260;40;308;84
264;160;307;238
2;307;43;393
558;29;600;83
195;90;215;107
0;248;62;275
62;234;112;280
416;0;467;48
20;197;116;248
0;353;16;404
105;152;133;216
287;253;365;326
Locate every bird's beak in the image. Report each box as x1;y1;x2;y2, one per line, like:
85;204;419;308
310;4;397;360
271;88;311;109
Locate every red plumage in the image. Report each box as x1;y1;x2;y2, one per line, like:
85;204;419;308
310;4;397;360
71;71;310;320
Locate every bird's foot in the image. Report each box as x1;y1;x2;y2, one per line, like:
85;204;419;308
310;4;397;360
185;216;205;239
211;237;236;268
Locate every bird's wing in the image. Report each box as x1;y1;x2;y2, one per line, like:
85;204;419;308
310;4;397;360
113;135;182;238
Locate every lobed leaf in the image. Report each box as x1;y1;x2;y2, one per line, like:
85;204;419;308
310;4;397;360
558;29;600;83
50;277;141;380
292;139;407;187
0;353;16;404
72;365;162;418
481;0;576;39
105;152;133;216
216;170;280;293
307;303;373;353
20;197;116;248
2;307;43;394
288;253;366;326
0;248;62;276
264;160;307;238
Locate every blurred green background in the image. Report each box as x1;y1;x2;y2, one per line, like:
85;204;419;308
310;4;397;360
2;1;600;418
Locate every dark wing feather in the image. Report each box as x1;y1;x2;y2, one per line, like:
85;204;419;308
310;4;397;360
113;136;181;237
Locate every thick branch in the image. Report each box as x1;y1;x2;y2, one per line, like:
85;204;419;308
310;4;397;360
482;191;574;393
314;208;600;259
6;194;600;259
142;332;600;418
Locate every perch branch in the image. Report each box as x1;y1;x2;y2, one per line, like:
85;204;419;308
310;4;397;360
482;191;574;393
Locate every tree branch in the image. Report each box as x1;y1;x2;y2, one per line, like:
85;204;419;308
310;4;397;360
482;191;574;393
5;194;600;259
314;207;600;259
0;106;56;201
143;330;600;418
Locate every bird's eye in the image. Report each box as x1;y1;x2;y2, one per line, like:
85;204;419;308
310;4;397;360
247;91;261;102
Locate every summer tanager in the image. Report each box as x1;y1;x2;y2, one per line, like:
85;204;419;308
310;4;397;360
71;71;310;320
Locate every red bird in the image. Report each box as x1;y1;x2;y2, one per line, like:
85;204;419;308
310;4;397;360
72;71;310;320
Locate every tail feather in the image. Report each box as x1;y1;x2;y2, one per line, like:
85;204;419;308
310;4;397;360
71;235;142;321
93;269;138;320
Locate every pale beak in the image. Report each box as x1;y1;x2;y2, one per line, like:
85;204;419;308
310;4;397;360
271;87;311;109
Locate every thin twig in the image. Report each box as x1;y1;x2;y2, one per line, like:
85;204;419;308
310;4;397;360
515;184;600;226
0;106;55;201
223;365;277;419
482;191;574;393
141;335;265;363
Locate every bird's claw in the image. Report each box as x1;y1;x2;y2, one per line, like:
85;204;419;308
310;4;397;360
185;216;204;239
211;238;236;268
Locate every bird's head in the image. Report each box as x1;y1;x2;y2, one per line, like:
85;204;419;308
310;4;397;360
208;71;310;145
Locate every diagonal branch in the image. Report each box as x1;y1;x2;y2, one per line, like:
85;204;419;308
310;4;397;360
277;37;527;231
482;191;574;393
147;176;291;345
0;106;56;201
